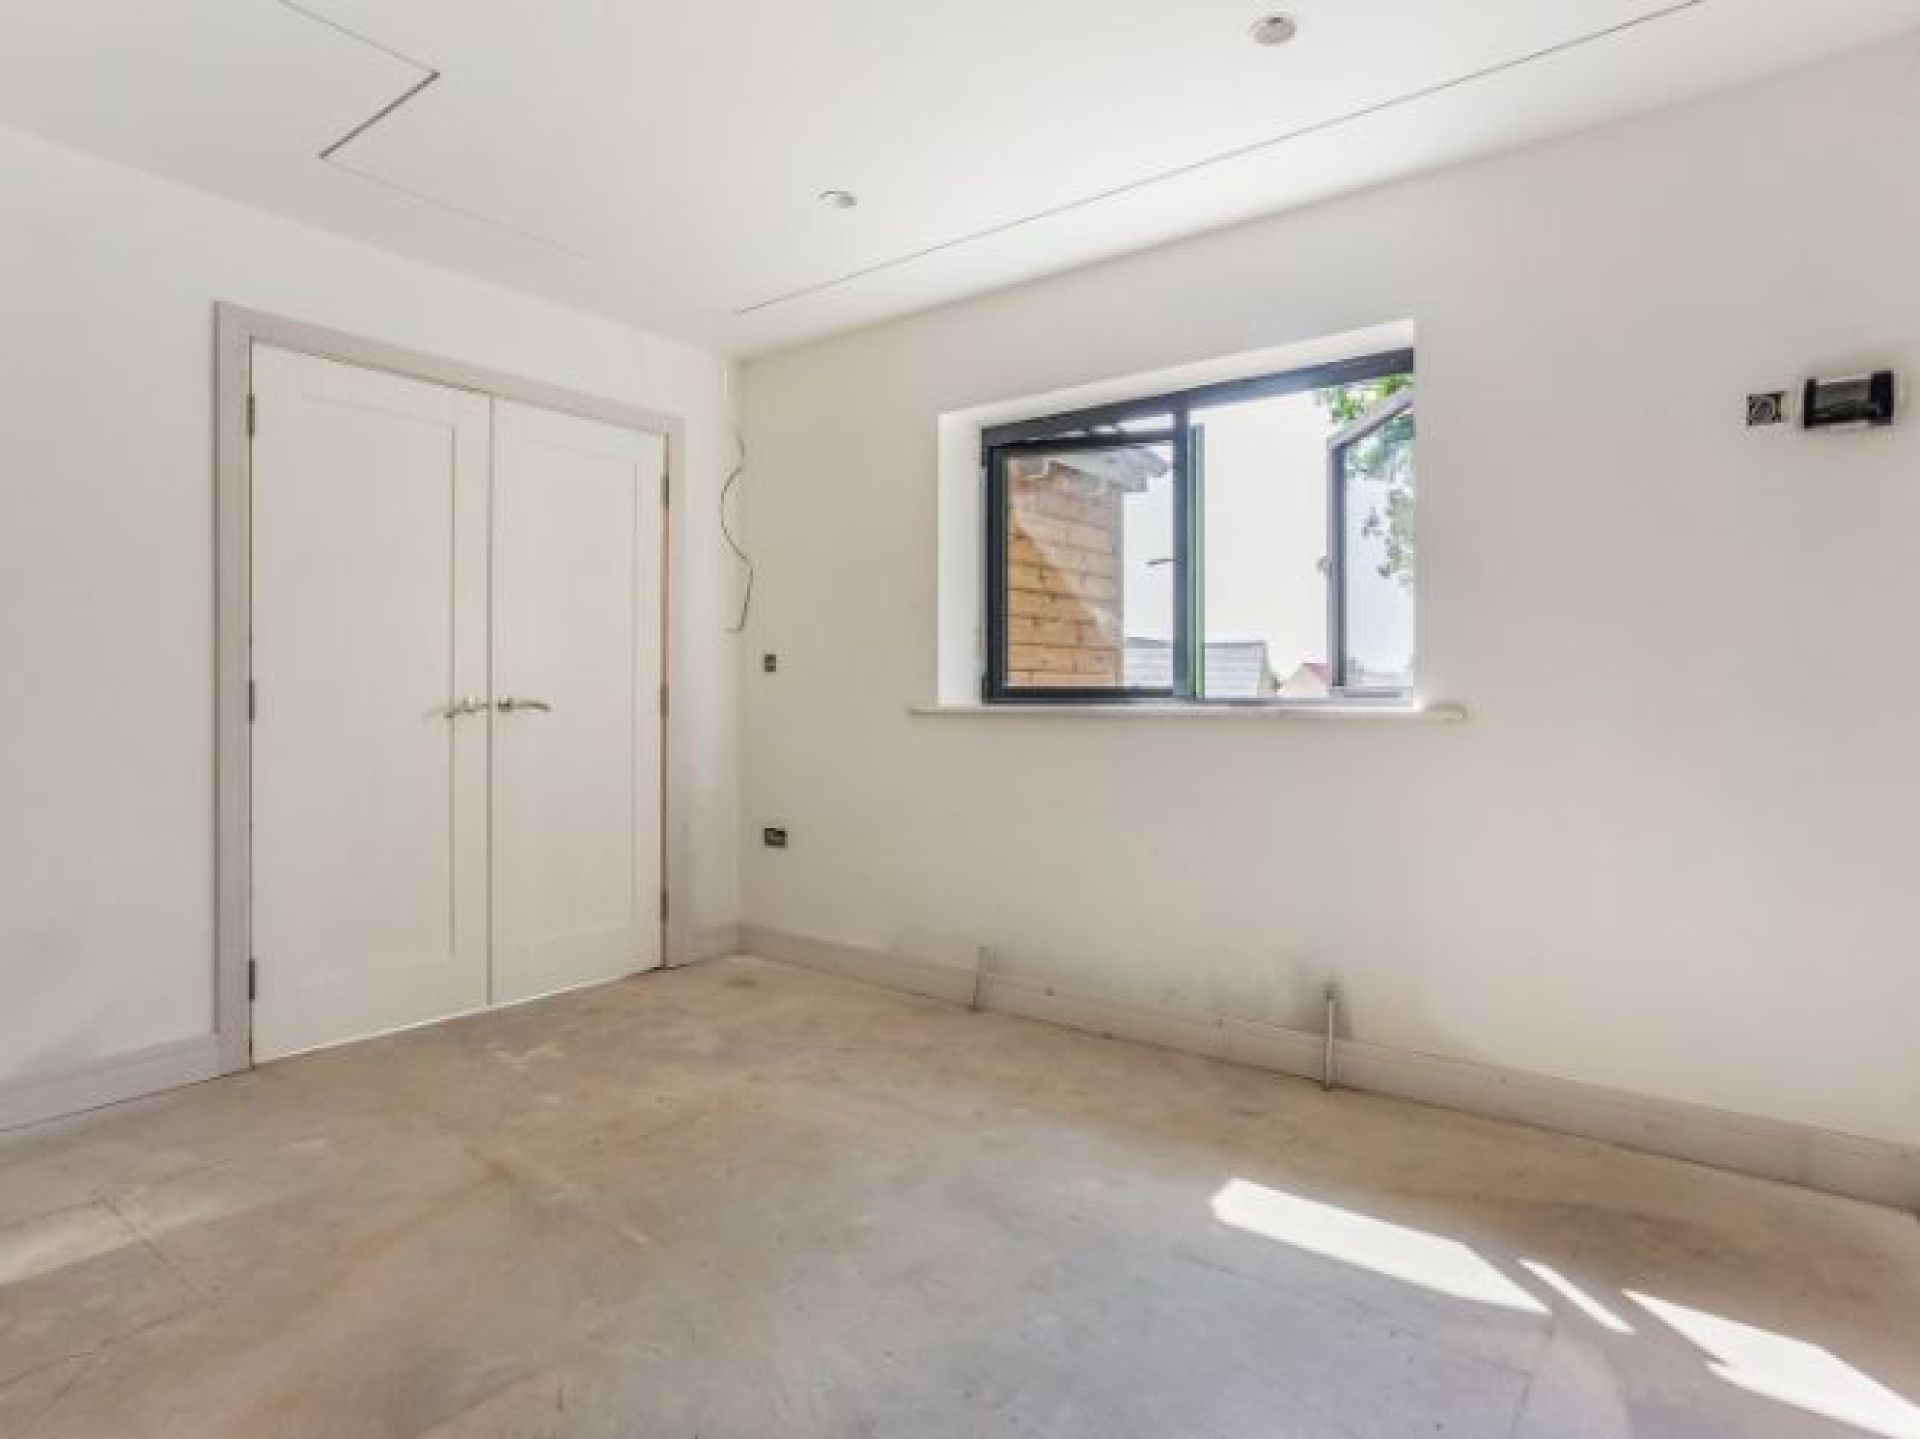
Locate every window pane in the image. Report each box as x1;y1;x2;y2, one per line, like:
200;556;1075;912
1002;442;1174;692
1338;406;1415;691
1191;373;1413;700
985;353;1416;705
1191;390;1330;700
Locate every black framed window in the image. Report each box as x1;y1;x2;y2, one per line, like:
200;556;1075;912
982;349;1415;704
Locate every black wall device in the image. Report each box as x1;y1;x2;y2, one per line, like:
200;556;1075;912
1803;372;1896;430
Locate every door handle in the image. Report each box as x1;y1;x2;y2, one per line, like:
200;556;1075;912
495;696;553;714
437;696;488;719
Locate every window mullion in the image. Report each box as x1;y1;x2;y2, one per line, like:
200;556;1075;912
1173;408;1197;700
1327;432;1348;694
984;447;1008;701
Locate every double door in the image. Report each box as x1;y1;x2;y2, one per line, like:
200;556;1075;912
249;346;664;1061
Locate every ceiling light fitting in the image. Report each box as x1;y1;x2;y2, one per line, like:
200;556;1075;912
1250;14;1299;47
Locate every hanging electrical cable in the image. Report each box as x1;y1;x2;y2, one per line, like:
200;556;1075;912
719;427;754;633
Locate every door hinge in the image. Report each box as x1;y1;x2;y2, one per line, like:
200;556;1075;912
659;684;669;719
661;470;670;508
660;889;669;923
247;958;257;1001
247;679;257;722
246;393;257;437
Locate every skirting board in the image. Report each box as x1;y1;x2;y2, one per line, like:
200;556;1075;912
737;925;1920;1212
0;927;746;1131
684;922;743;965
0;1035;223;1133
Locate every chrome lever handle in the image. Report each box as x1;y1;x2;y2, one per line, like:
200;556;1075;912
495;696;553;714
437;696;488;719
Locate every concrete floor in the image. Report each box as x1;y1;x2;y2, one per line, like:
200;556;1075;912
2;956;1917;1439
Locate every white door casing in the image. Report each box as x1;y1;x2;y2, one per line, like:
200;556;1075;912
490;400;665;1004
249;346;492;1061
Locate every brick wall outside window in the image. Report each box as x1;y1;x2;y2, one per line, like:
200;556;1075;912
1005;459;1124;687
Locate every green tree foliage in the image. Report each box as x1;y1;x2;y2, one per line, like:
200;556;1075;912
1321;374;1412;427
1318;376;1414;587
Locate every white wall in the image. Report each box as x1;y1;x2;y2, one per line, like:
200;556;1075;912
741;39;1920;1147
0;126;741;1089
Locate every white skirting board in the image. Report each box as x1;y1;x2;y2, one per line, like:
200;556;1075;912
0;925;742;1133
0;1035;224;1133
685;923;744;965
737;925;1920;1212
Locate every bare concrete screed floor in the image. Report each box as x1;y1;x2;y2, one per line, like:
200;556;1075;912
2;956;1918;1438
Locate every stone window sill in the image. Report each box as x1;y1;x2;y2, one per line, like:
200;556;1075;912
908;700;1467;723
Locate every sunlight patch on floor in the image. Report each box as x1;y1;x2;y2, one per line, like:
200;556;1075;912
1519;1259;1634;1334
1633;1292;1920;1439
1211;1179;1548;1313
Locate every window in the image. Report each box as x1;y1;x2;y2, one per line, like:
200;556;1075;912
982;349;1416;703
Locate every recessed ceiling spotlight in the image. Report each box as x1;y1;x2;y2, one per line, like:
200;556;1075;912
818;189;859;210
1249;13;1299;47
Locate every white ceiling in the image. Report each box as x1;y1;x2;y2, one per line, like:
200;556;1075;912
5;1;1919;355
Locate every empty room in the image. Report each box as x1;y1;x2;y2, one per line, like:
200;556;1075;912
5;2;1920;1435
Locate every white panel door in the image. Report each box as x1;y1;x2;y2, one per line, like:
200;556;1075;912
490;400;664;1004
250;346;492;1061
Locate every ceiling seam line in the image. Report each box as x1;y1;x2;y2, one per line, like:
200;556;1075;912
273;0;631;272
319;73;441;161
275;0;436;76
732;0;1705;316
324;155;632;274
274;0;442;160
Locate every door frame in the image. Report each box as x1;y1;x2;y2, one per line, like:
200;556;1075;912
214;303;688;1075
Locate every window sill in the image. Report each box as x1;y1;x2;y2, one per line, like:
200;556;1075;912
909;700;1467;723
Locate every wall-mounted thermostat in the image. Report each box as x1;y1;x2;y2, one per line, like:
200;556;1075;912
1803;371;1896;430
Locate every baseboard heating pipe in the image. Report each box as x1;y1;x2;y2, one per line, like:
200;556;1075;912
1323;983;1340;1091
972;945;993;1012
